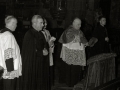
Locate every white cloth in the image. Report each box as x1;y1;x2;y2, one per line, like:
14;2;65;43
63;42;84;50
0;31;22;79
60;35;86;66
42;29;55;66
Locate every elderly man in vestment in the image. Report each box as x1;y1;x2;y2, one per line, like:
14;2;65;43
58;17;88;87
21;15;49;90
0;16;22;90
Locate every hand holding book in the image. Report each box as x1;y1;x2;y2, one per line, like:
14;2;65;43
5;70;18;79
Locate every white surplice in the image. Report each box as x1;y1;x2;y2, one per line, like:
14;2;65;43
0;31;22;79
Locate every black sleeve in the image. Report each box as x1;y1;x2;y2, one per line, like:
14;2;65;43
92;26;99;38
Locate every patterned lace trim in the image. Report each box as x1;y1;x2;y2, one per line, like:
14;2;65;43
4;48;16;60
61;46;86;66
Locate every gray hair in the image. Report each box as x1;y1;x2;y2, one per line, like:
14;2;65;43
31;15;42;24
72;17;81;23
5;15;16;24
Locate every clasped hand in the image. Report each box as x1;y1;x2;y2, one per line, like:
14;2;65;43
49;36;56;47
6;70;18;79
43;48;48;56
105;37;109;42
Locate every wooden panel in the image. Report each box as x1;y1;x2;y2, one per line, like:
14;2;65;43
92;78;120;90
85;53;116;90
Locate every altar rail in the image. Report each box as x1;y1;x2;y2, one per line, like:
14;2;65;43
85;53;116;90
91;78;120;90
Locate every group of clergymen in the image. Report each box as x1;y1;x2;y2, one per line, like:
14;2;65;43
0;15;110;90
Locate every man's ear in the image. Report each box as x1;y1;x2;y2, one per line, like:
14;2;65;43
99;20;101;24
33;22;36;26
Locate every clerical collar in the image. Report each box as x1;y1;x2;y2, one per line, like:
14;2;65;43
0;28;12;33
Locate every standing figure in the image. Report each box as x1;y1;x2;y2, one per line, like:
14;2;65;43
42;18;56;87
21;15;49;90
58;17;88;87
89;16;110;57
0;16;22;90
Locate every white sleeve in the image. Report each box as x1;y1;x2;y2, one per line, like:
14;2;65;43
4;33;22;71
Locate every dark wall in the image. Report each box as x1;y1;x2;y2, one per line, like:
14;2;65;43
0;4;6;29
99;0;111;26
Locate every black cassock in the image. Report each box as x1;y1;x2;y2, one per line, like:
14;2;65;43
89;24;110;57
21;28;49;90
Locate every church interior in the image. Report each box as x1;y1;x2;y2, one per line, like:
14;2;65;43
0;0;120;90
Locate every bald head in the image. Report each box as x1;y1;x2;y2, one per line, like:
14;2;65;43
31;15;44;31
31;15;42;24
72;18;81;30
5;15;17;31
5;16;17;24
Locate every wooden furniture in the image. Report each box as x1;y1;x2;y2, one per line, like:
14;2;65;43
92;77;120;90
85;53;116;90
